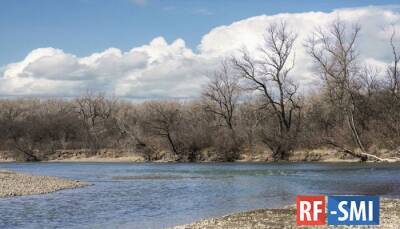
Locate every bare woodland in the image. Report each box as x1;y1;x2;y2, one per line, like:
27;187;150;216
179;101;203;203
1;20;400;162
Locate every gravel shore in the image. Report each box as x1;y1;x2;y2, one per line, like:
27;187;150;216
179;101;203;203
173;198;400;229
0;170;88;198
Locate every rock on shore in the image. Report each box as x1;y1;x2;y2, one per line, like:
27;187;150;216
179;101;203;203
173;198;400;229
0;170;87;198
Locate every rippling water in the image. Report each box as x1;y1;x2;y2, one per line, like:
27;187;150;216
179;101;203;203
0;162;400;229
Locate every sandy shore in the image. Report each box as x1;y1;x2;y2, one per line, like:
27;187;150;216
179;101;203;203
173;198;400;229
0;170;88;198
48;155;146;163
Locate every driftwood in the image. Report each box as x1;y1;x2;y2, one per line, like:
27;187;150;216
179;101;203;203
325;140;400;162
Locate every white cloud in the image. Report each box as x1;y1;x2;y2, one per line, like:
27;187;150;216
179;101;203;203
1;5;399;99
0;37;216;98
199;6;400;88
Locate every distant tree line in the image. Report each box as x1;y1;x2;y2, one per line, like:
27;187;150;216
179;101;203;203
0;20;399;162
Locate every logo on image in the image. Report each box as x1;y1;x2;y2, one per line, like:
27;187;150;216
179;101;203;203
296;195;379;226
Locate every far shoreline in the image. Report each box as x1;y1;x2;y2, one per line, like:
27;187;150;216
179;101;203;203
1;159;393;163
1;157;400;163
0;148;400;163
2;147;399;164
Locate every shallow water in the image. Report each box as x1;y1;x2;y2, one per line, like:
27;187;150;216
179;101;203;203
0;162;399;229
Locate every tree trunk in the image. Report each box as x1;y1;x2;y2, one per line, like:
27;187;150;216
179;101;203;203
166;133;178;154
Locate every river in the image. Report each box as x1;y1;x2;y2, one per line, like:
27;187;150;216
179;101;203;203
0;162;399;228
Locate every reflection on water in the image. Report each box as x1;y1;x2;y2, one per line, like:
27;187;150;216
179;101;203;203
0;162;399;229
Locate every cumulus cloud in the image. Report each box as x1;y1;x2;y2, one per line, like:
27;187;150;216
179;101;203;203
199;6;400;87
1;5;399;99
0;38;214;98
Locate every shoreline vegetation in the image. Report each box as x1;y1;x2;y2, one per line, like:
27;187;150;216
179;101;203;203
1;147;399;163
172;198;400;229
0;170;88;198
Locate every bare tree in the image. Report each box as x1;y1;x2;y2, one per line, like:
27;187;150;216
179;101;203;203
237;99;264;150
75;93;118;151
144;102;181;155
379;27;400;146
0;99;40;161
115;103;155;161
358;65;381;97
232;21;301;160
306;20;395;161
202;61;241;145
387;27;400;96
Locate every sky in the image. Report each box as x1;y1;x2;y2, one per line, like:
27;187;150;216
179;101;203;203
0;0;400;99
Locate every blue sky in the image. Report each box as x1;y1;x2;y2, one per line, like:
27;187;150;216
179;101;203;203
0;1;399;99
1;0;399;66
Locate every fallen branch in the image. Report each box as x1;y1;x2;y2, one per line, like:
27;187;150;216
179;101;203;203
324;140;400;162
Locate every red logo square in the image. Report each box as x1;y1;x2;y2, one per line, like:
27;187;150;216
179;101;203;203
296;195;326;226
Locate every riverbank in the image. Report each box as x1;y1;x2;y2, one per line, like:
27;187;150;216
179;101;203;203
1;147;399;163
173;198;400;229
0;170;88;198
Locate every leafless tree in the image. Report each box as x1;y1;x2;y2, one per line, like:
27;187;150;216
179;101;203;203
237;99;265;151
144;102;182;155
75;93;118;151
358;65;381;97
306;20;395;161
0;99;40;161
379;27;400;146
115;103;155;160
202;61;241;147
387;27;400;96
232;21;301;160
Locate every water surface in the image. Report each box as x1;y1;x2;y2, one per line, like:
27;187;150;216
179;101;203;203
0;162;399;229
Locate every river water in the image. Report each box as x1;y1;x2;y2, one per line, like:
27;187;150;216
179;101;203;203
0;162;399;229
